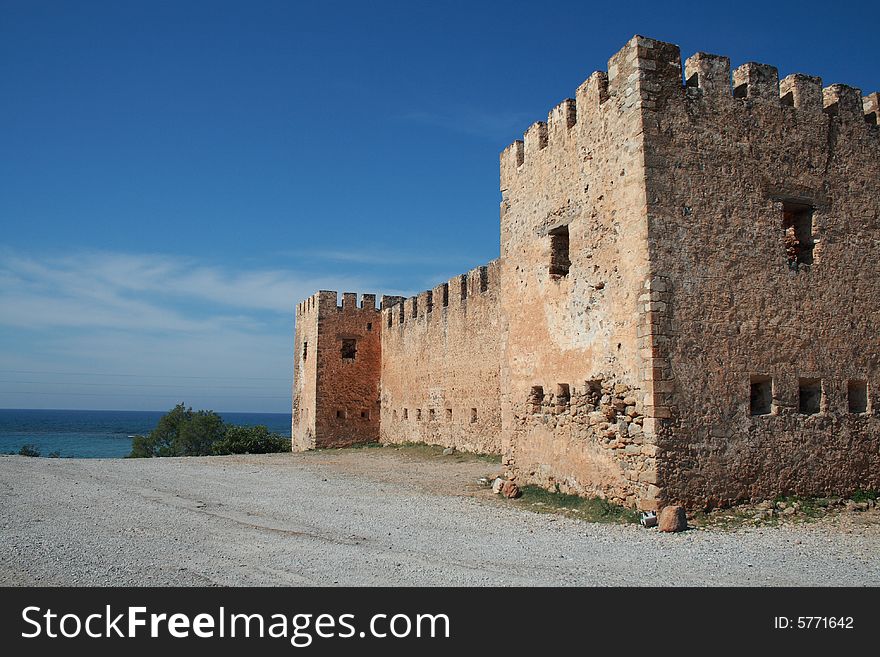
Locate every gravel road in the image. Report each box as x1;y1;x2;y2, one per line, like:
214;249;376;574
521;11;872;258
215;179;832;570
1;449;878;586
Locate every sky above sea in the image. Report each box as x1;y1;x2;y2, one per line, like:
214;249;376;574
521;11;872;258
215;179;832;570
1;0;877;412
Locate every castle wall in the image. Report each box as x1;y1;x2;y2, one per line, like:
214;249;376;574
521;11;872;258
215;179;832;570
498;37;668;508
292;35;879;511
642;47;880;506
293;291;382;450
379;262;502;454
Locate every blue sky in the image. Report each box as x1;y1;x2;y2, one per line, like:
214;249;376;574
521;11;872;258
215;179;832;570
1;0;877;412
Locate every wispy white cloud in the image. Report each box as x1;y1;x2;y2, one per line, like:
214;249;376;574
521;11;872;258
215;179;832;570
0;248;369;332
0;247;377;411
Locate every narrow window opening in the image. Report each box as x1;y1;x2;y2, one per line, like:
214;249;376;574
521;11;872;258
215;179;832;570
549;225;571;278
429;409;436;421
798;378;822;415
442;283;449;307
341;338;357;359
529;385;544;413
470;408;477;424
387;312;393;328
302;341;308;360
750;376;772;416
336;409;346;420
361;409;369;420
782;202;815;270
556;383;570;413
446;408;453;422
403;408;408;420
416;409;422;421
848;380;868;414
366;322;372;332
426;291;433;313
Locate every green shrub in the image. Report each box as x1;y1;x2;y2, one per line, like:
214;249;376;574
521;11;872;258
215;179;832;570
18;444;40;457
128;404;290;458
213;424;291;455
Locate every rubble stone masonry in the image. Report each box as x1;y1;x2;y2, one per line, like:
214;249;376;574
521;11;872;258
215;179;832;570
292;35;879;510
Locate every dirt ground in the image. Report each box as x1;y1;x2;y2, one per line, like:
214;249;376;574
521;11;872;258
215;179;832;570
1;446;878;586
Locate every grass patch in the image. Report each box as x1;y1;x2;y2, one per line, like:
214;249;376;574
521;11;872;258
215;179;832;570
385;442;502;464
515;484;640;524
850;490;879;503
337;441;384;450
319;441;503;464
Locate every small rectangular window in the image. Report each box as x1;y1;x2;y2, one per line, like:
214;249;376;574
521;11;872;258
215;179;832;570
556;383;570;412
446;408;453;422
403;408;408;420
361;409;370;420
302;341;308;360
549;225;570;278
750;376;772;416
387;312;393;328
470;408;477;423
848;380;868;414
529;385;544;413
429;409;436;421
782;203;815;270
336;409;346;420
416;409;422;421
341;339;357;359
366;322;372;332
799;378;822;415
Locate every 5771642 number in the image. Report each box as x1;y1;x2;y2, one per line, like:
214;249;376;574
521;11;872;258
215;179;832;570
774;617;854;629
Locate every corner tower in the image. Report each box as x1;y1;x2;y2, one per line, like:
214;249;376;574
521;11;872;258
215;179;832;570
292;291;383;450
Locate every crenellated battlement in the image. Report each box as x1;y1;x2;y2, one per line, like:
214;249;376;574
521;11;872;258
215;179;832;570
295;290;381;319
500;35;879;191
381;260;500;331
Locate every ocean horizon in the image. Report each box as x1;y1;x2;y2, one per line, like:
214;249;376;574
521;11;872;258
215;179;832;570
0;408;292;459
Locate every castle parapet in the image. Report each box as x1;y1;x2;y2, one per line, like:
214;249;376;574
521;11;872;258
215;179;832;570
380;260;500;330
501;35;880;191
295;290;382;319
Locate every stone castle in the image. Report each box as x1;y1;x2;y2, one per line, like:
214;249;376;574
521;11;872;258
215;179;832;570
292;35;880;510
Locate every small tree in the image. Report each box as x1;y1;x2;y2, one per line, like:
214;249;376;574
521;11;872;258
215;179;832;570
128;404;290;458
129;403;223;457
18;444;40;457
176;410;225;456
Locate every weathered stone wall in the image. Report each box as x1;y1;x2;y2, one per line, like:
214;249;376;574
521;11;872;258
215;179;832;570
379;262;502;454
641;45;880;507
498;37;671;509
292;291;382;450
292;295;319;449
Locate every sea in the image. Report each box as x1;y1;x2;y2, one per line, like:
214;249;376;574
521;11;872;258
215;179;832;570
0;409;292;459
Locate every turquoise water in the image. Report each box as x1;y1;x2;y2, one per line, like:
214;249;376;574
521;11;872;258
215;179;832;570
0;409;292;458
